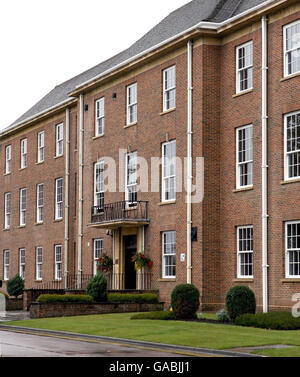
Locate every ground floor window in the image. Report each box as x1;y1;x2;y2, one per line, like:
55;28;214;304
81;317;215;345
19;248;25;280
93;239;103;275
55;245;62;281
286;221;300;278
162;231;176;278
36;247;43;281
237;226;253;278
4;250;10;281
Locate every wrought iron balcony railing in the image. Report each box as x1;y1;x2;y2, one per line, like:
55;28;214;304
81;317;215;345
91;201;149;225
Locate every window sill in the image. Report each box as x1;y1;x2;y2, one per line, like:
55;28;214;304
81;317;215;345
158;200;176;206
18;225;26;229
280;71;300;82
35;222;44;226
233;278;254;283
54;155;63;160
232;89;253;98
54;219;63;223
160;108;176;116
4;173;11;176
2;228;10;232
281;278;300;283
158;278;176;282
36;161;44;165
19;167;27;171
233;186;253;193
124;122;137;129
93;134;105;140
281;178;300;185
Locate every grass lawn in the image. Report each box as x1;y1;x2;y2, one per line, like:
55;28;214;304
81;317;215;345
4;312;300;356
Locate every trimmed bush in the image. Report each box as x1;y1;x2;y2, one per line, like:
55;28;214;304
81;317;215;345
6;274;24;298
171;284;200;319
131;311;175;320
226;286;256;321
37;294;93;304
86;272;108;302
108;293;159;304
216;309;230;323
235;312;300;330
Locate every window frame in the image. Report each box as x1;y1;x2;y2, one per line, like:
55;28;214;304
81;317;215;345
236;124;253;189
162;140;176;203
162;231;176;279
125;151;138;205
36;246;43;281
19;248;25;280
4;192;11;229
20;138;27;169
36;183;44;224
5;145;11;174
95;98;105;136
236;41;253;94
237;225;254;279
19;188;27;226
37;131;45;163
55;178;63;220
285;220;300;279
163;66;176;112
55;244;62;281
284;110;300;181
93;238;104;276
55;123;64;157
126;83;137;126
3;250;10;281
283;20;300;78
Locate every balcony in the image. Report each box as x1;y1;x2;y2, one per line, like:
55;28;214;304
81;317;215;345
90;201;150;229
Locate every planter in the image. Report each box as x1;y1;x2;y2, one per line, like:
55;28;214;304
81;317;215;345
30;301;164;319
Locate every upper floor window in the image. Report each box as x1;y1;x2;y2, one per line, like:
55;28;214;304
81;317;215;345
55;245;62;281
93;238;103;275
5;145;11;174
127;83;137;125
37;183;44;223
236;41;253;93
162;231;176;278
163;66;176;112
284;111;300;181
55;178;63;220
284;20;300;77
162;140;176;202
37;131;44;163
286;221;300;278
36;246;43;281
4;192;11;229
236;125;253;188
3;250;10;281
94;161;105;210
20;138;27;169
237;226;253;278
19;188;27;226
55;123;64;157
95;98;105;136
19;248;25;280
125;151;137;204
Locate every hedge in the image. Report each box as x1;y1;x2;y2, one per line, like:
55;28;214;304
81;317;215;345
37;294;93;304
235;311;300;330
131;311;175;320
107;293;159;304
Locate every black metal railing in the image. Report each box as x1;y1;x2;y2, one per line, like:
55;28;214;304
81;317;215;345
91;201;149;225
31;272;152;291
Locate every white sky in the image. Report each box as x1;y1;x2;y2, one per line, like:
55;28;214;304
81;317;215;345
0;0;189;130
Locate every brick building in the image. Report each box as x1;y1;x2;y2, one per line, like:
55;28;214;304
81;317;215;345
1;0;300;311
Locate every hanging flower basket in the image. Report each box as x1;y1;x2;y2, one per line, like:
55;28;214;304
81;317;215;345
97;254;113;273
131;252;153;270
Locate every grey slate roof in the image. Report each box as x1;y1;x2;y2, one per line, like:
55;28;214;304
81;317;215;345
7;0;268;131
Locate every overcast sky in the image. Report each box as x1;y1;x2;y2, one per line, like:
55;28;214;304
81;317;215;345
0;0;189;130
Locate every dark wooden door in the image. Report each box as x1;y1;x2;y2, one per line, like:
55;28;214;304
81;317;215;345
124;235;137;290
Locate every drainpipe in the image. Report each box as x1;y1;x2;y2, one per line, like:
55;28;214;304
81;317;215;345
78;94;84;288
64;107;70;289
187;40;193;284
262;15;269;313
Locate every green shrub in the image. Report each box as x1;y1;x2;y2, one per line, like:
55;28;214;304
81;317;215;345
171;284;200;320
225;286;256;321
108;293;159;304
216;309;230;323
6;275;24;298
37;294;93;304
86;272;108;302
131;311;175;320
235;311;300;330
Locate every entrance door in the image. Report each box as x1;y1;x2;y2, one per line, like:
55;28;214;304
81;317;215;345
124;235;137;290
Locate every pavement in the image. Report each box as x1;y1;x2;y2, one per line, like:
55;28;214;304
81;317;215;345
0;311;30;322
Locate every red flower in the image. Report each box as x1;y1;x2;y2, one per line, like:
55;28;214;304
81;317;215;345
148;261;153;268
141;254;145;259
